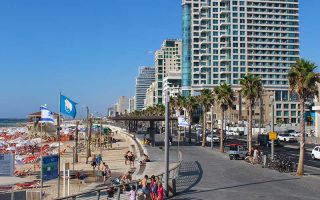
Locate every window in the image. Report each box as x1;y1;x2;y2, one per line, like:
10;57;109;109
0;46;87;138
276;104;281;109
276;111;282;116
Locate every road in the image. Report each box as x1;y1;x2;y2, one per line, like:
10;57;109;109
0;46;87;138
172;145;320;200
186;131;320;170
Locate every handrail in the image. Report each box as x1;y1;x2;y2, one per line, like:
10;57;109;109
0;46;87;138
55;125;182;200
56;157;182;200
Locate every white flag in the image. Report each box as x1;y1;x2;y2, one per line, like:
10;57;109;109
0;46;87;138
40;105;54;124
178;116;189;127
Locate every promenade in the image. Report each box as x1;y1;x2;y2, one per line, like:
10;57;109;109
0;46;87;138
39;131;135;200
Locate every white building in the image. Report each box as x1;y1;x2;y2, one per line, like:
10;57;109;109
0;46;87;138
181;0;300;124
129;97;135;113
155;39;182;104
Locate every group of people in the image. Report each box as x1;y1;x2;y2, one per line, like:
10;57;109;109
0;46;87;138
246;147;263;164
132;174;163;200
140;154;151;165
124;151;136;167
90;154;112;184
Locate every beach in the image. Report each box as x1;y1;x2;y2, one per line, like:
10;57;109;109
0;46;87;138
0;121;134;199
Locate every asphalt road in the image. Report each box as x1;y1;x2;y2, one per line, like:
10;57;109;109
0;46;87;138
172;145;320;200
186;131;320;169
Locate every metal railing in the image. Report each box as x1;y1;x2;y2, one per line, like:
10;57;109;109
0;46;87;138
55;159;182;200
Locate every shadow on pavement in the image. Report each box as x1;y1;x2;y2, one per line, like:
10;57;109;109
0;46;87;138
175;161;203;195
175;177;299;197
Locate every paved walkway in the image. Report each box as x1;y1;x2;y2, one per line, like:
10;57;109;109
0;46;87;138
38;131;134;200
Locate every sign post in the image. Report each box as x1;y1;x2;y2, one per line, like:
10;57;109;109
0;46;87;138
42;155;59;181
269;131;277;159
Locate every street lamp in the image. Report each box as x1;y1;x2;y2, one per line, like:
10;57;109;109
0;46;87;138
270;95;275;159
164;89;170;198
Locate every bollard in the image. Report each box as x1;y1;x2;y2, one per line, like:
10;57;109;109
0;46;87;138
96;190;100;200
262;155;267;168
117;186;121;200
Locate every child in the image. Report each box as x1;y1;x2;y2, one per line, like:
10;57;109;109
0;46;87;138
129;185;137;200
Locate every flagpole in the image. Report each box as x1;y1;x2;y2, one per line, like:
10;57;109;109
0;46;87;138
58;92;61;198
40;121;44;189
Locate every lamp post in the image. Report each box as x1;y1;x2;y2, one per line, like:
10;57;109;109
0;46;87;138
270;95;275;159
164;90;170;198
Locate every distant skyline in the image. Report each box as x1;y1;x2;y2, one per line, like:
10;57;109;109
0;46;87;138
0;0;319;118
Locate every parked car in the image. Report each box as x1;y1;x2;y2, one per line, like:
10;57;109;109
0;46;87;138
258;134;280;146
287;129;300;137
206;134;220;143
311;146;320;160
226;144;247;160
278;133;296;142
226;130;235;135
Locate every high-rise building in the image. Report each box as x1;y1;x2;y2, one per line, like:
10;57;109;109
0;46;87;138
155;39;182;104
144;82;157;108
128;97;135;113
107;107;114;117
117;96;128;114
135;66;155;111
114;103;119;116
182;0;300;124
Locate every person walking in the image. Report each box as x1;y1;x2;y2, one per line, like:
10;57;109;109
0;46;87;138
91;154;97;170
101;162;111;184
124;151;130;165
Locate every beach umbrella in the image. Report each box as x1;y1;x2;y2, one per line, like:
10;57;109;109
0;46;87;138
0;141;8;147
31;138;42;144
6;146;16;151
49;142;63;148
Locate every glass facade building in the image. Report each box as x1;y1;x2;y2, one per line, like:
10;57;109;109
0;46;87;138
135;66;155;111
182;0;300;123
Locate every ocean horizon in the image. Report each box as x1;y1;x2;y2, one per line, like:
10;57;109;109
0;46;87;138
0;118;27;127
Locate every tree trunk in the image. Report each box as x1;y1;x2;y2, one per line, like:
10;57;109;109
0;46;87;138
202;107;207;147
296;98;305;176
220;109;225;153
248;103;253;152
189;114;192;143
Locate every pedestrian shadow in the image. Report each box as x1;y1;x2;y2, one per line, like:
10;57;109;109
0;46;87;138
175;161;203;195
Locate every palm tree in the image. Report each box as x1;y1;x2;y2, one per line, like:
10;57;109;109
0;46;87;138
198;89;215;147
288;59;319;176
184;96;198;143
214;82;234;153
240;74;263;152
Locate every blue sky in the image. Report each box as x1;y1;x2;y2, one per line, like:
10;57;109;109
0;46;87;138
0;0;319;118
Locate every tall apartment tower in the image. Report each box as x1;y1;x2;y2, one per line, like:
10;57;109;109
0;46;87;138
182;0;300;124
135;66;156;111
128;97;135;113
117;96;128;114
155;39;182;104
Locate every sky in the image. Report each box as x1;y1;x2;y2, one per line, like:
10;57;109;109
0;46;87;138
0;0;319;118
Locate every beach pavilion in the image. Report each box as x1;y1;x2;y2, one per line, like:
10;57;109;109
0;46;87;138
27;111;59;137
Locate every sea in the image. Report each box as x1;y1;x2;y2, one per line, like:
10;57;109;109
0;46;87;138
0;118;27;127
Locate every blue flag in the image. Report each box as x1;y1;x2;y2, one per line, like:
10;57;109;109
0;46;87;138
60;94;77;119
